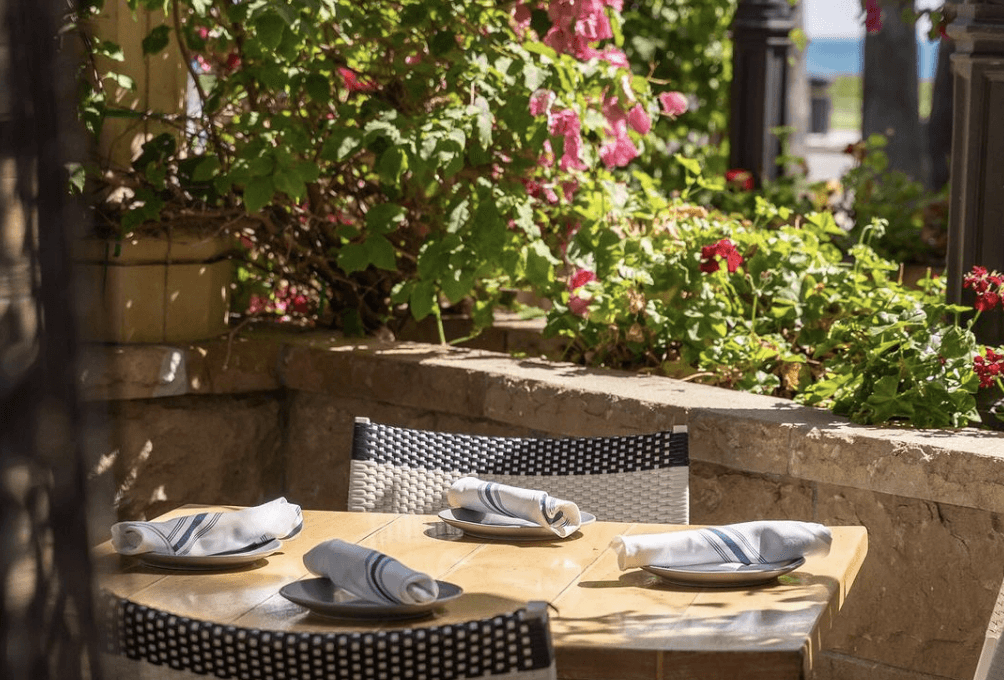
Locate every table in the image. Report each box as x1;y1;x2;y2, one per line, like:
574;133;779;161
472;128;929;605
94;507;868;680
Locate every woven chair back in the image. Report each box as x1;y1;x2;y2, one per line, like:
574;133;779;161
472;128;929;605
99;592;556;680
348;418;689;524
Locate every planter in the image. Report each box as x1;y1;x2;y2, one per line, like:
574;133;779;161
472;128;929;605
75;229;235;343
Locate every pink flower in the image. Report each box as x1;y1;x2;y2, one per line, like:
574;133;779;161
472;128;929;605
530;89;555;117
599;134;638;168
548;108;588;171
511;2;533;33
627;104;651;135
338;67;375;93
699;239;744;274
865;0;882;34
597;46;630;68
659;91;688;117
725;168;754;191
195;26;209;39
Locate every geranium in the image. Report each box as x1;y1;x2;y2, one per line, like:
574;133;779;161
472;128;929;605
974;347;1004;389
699;238;744;274
865;0;882;34
963;265;1004;312
568;268;597;316
338;66;376;93
725;168;754;191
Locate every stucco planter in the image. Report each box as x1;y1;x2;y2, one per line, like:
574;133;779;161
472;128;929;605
75;229;235;343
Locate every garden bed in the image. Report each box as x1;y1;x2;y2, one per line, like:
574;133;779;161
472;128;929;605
81;328;1004;680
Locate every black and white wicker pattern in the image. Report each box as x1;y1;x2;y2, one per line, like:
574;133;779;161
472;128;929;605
348;418;689;524
98;591;556;680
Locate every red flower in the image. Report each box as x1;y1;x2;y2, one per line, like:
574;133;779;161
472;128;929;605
699;238;744;274
865;0;883;34
725;168;754;191
974;348;1004;389
964;265;1004;312
568;268;597;317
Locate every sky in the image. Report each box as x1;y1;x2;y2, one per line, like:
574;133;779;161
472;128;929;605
804;0;942;39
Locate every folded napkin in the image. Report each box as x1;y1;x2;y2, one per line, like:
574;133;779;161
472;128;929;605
110;497;303;557
303;539;439;605
447;476;582;538
611;520;832;571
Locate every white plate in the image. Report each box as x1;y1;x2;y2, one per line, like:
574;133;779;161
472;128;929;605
280;578;463;620
641;557;805;587
137;540;282;570
437;508;596;540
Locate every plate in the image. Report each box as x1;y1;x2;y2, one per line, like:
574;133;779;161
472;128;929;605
437;507;596;540
137;540;282;570
641;557;805;587
280;578;463;620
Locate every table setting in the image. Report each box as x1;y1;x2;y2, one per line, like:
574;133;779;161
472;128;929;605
104;479;841;623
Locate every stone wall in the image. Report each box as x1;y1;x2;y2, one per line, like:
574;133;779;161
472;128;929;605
80;330;1004;680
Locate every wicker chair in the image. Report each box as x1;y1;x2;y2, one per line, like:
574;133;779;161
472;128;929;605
348;417;689;524
974;578;1004;679
99;591;557;680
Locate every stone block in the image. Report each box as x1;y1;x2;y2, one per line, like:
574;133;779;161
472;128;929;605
816;484;1004;680
690;462;814;525
91;394;283;523
689;410;794;476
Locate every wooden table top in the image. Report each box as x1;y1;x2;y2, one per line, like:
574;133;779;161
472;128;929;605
94;507;868;680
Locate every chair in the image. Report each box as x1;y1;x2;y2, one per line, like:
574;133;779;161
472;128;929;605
348;417;689;524
974;578;1004;679
98;591;557;680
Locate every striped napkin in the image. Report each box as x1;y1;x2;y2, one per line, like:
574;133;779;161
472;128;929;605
110;498;303;557
447;477;582;538
303;539;439;605
611;520;832;571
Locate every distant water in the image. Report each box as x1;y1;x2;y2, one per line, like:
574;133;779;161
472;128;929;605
805;37;940;80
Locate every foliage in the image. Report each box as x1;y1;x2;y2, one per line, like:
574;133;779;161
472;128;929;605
542;163;981;429
76;0;692;337
620;0;735;190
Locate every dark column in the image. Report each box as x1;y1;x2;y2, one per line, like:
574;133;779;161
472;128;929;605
728;0;795;187
862;1;924;183
946;1;1004;344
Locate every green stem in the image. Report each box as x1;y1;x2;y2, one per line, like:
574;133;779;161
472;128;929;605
432;301;446;345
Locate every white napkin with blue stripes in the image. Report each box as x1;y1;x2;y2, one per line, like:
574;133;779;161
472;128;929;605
447;477;582;538
303;539;439;605
611;520;832;571
110;498;303;556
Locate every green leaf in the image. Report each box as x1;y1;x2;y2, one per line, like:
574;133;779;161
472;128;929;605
377;146;408;187
243;176;274;213
321;129;363;162
429;29;457;57
304;73;330;103
192;156;221;182
142;25;171;55
254;10;287;50
675;154;702;176
272;168;305;200
366;235;397;271
365;203;405;234
337;243;370;274
409;280;437;320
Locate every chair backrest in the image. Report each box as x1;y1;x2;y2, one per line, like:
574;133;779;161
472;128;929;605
99;591;556;680
974;576;1004;680
348;417;689;524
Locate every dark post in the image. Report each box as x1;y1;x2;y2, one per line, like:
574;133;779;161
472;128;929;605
946;1;1004;344
728;0;795;187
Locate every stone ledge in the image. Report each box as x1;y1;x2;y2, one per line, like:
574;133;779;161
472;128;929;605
79;329;1004;515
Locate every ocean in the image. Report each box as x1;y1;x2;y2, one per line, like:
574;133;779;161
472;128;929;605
805;36;940;80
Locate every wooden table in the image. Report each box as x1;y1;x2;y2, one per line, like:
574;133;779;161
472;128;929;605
94;507;868;680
